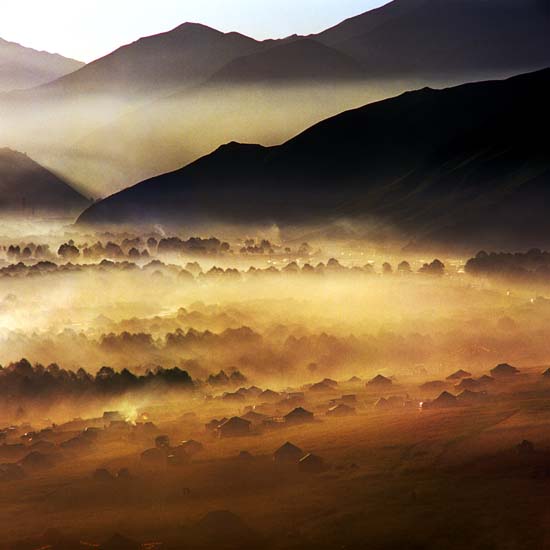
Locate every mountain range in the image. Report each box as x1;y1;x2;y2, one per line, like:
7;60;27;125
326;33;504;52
15;0;550;96
0;148;89;215
77;67;550;250
0;37;83;93
1;0;548;199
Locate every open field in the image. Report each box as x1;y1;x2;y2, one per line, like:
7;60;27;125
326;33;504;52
2;230;550;549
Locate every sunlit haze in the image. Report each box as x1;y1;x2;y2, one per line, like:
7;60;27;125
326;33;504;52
1;0;389;62
0;1;549;547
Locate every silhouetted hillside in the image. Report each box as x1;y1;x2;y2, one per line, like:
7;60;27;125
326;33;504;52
0;37;83;92
2;0;548;201
16;0;549;97
315;0;425;46
78;68;550;250
319;0;550;77
33;23;273;96
208;39;365;83
0;148;89;215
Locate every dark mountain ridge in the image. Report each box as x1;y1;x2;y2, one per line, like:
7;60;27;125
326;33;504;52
0;148;90;215
329;0;550;78
8;0;549;99
77;68;550;250
28;23;268;97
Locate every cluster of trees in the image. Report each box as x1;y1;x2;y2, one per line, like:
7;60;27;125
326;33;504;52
3;243;53;261
164;326;262;351
0;359;193;399
0;255;447;281
465;250;550;280
0;259;142;279
207;369;247;386
157;236;231;255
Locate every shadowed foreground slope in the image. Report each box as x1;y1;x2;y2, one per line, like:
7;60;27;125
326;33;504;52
0;148;90;215
78;68;550;249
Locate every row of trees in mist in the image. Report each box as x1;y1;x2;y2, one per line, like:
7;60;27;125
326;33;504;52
0;255;446;281
1;236;313;263
0;359;193;400
466;249;550;281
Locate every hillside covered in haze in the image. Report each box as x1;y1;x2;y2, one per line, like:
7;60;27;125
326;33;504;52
0;37;83;92
0;0;548;198
78;68;550;251
0;148;90;216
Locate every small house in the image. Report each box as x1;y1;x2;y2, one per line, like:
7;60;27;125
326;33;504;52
284;407;314;425
367;375;393;387
274;442;304;464
326;404;356;417
299;453;325;473
217;417;251;438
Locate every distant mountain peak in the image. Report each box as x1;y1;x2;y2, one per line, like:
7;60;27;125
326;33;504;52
172;22;224;35
0;37;84;92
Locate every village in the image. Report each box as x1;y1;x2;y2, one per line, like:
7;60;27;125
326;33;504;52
2;360;550;549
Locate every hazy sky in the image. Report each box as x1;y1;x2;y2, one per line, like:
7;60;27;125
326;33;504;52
1;1;389;62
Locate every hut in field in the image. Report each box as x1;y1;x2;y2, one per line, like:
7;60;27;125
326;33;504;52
299;453;325;473
446;369;472;381
179;439;203;456
326;404;356;417
241;411;269;426
490;363;520;378
217;417;251;438
284;407;314;425
423;391;458;409
367;375;393;388
274;442;304;464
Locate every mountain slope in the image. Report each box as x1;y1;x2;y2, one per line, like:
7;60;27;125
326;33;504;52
2;0;549;202
77;68;550;249
33;23;270;97
314;0;424;46
324;0;550;77
0;37;83;92
0;148;90;215
208;39;365;83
